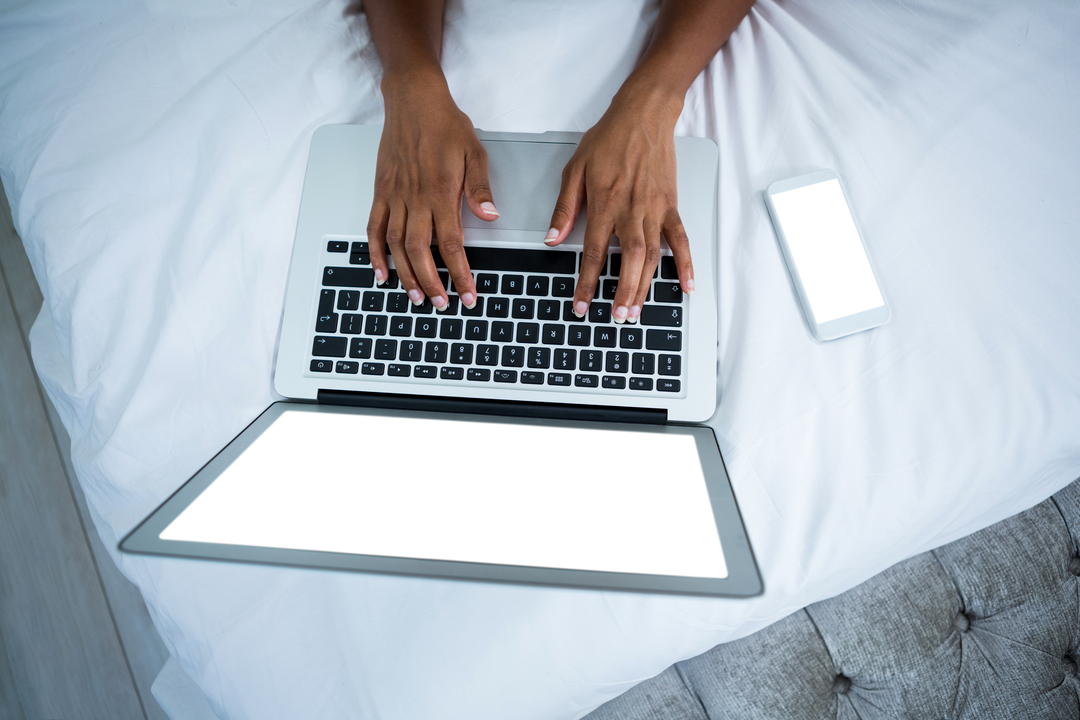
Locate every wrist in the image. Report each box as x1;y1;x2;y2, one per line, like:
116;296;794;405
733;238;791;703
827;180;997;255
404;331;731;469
611;68;685;129
380;65;451;106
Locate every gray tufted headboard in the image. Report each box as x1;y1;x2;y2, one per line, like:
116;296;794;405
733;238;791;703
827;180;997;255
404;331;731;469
588;477;1080;719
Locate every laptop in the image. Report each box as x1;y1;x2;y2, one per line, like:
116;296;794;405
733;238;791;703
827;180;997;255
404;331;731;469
120;124;762;598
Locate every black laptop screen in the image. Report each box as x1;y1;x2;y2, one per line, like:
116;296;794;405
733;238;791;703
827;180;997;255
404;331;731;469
157;408;728;579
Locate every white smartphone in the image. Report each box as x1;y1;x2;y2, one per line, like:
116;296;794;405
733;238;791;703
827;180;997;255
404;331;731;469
764;170;890;341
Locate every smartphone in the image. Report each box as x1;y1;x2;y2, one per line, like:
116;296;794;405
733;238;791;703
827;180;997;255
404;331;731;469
764;170;889;341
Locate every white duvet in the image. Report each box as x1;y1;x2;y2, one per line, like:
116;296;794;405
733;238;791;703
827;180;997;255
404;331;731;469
2;1;1079;718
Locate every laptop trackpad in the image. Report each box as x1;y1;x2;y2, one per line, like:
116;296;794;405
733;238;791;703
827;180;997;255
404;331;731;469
462;140;577;232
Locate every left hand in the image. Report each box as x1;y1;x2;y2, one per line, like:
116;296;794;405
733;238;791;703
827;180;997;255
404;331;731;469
543;85;695;324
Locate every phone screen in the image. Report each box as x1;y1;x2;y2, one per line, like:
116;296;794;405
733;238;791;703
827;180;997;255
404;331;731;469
769;178;884;324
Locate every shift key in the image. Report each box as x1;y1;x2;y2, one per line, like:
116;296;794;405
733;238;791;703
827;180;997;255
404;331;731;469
640;305;682;327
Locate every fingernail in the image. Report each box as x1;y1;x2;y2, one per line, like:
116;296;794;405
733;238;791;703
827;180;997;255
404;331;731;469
613;305;628;322
684;278;695;294
432;295;447;309
480;201;499;217
627;305;641;322
573;300;588;318
543;227;559;245
408;289;423;305
461;292;476;308
374;268;385;283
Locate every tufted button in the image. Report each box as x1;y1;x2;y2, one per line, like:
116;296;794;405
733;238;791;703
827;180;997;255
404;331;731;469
1064;655;1079;677
953;612;970;633
1068;556;1080;577
831;674;852;695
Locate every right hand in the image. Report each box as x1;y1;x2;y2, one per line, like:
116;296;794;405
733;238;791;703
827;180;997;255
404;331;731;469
366;72;498;310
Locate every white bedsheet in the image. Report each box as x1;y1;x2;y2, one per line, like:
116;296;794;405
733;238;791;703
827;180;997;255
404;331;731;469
2;1;1079;718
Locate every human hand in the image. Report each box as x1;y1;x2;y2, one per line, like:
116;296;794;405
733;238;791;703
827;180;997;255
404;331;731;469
366;72;498;311
543;86;694;324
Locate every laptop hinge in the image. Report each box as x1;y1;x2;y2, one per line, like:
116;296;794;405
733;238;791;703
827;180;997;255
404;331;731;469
317;389;667;425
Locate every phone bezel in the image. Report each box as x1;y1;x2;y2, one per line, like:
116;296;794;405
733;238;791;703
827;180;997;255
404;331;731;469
764;169;890;341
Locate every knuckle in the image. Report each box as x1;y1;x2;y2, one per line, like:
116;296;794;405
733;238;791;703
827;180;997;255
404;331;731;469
582;245;607;266
385;230;405;249
468;180;491;199
403;235;428;254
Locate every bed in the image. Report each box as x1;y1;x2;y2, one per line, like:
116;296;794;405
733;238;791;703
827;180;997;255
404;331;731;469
1;1;1078;718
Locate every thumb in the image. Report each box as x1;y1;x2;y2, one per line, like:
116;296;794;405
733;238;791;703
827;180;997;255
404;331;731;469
463;145;499;221
545;165;584;246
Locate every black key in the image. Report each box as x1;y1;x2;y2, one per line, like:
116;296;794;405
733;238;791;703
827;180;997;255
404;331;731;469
476;273;499;294
619;327;643;349
410;297;433;314
424;342;448;363
441;367;464;380
450;343;473;365
316;312;338;333
605;351;629;374
375;339;397;360
491;321;514;342
657;378;681;392
430;246;575;274
551;276;575;297
537;300;560;320
351;241;369;254
516;323;539;344
512;298;534;319
414;317;438;338
602;279;618;300
659;354;682;376
654;283;683;303
494;369;518;383
552;348;576;371
542;324;565;345
465;320;488;341
319;289;336;314
399;340;422;362
336;360;359;374
521;371;545;385
579;350;602;372
487;297;510;318
440;318;463;339
640;305;682;327
350;337;372;359
414;365;437;378
602;376;626;389
562;300;580;322
387;292;410;313
630;377;653;391
526;276;549;296
477;344;499;366
609;253;621;277
312;336;347;357
527;347;551;369
501;274;524;295
575;374;599;388
438;271;450;290
589;302;612;324
361;362;384;375
646;329;683;351
461;296;485;316
310;359;333;373
323;266;374;288
501;345;525;367
593;284;601;300
327;240;349;253
364;315;387;336
436;295;459;315
594;326;617;347
381;270;400;290
362;291;384;312
548;373;571;386
468;368;490;382
340;313;363;334
350;252;370;266
337;290;360;311
388;364;411;377
568;325;591;346
632;352;655;375
660;256;678;279
389;316;412;336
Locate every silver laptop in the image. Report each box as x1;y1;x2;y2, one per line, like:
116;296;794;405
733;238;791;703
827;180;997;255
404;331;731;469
120;124;762;597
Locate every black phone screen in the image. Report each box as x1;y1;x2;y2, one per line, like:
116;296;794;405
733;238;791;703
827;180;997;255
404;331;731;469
781;184;881;319
166;414;725;578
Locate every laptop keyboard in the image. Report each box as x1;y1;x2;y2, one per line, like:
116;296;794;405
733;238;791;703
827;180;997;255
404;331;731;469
309;240;685;395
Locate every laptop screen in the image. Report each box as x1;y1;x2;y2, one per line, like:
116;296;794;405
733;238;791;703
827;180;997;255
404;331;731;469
159;408;728;579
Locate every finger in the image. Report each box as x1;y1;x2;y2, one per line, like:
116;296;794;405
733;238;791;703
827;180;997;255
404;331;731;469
612;219;647;324
433;203;477;309
627;219;662;324
366;197;391;285
386;201;424;305
573;215;613;318
664;210;695;295
462;144;499;222
545;163;585;246
403;209;448;309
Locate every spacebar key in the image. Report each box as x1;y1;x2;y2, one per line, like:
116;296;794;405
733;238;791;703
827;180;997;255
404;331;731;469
640;305;682;327
430;246;575;274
